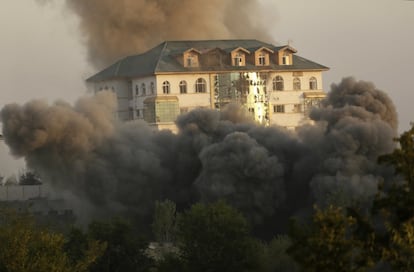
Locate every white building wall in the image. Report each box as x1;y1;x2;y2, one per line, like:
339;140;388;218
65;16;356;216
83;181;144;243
131;76;157;119
267;71;324;128
93;80;131;121
91;70;325;131
156;74;211;111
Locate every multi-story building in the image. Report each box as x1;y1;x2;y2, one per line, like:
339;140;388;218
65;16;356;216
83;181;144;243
87;40;329;131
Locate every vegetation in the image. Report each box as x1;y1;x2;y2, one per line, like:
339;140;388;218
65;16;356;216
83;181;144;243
152;199;177;244
1;125;413;271
288;124;414;271
0;210;105;272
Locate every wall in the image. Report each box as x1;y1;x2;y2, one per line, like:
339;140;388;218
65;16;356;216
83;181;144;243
93;80;131;121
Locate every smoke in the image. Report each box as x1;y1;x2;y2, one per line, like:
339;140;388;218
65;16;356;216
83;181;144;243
38;0;275;68
1;77;398;232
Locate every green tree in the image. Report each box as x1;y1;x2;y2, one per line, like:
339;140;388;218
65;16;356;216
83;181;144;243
87;218;153;272
373;124;414;269
260;235;299;272
288;205;375;272
177;201;261;272
375;124;414;225
0;209;104;272
18;169;42;185
288;125;414;271
152;199;177;243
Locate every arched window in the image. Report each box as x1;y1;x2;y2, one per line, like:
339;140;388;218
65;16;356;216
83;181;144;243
179;80;187;94
162;81;170;94
293;77;301;90
141;83;146;95
272;76;284;91
150;82;155;94
309;77;317;90
195;78;207;93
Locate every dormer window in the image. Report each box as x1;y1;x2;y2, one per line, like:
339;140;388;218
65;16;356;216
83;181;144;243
183;48;201;68
234;53;243;66
187;55;194;67
282;53;290;65
231;47;249;67
255;47;273;66
258;53;266;65
277;46;297;65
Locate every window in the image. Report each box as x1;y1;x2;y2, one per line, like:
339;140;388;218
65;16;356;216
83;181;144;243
234;53;243;66
187;55;194;67
282;53;290;65
258;53;266;65
141;83;146;95
179;80;187;94
293;77;301;90
293;104;302;113
150;82;155;94
195;78;207;93
309;77;318;90
272;76;284;91
136;109;141;118
162;81;170;94
135;85;139;95
273;105;285;113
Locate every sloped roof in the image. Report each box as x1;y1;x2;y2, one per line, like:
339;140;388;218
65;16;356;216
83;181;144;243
87;39;329;82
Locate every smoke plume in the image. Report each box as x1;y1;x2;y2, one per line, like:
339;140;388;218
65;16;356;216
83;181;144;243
39;0;275;68
1;77;398;232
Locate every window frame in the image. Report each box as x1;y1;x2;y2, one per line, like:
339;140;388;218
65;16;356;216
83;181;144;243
309;77;318;90
179;80;187;94
195;78;207;93
293;77;301;91
162;81;170;94
273;104;285;113
234;53;243;66
272;76;284;91
258;53;266;66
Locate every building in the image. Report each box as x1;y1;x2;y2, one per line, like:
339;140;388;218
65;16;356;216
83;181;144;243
87;40;329;131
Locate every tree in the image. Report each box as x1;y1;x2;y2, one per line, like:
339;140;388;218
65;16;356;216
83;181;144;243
87;218;154;272
18;169;42;185
152;199;177;243
288;125;414;271
260;235;299;272
375;124;414;225
0;209;105;272
288;205;375;272
177;201;261;272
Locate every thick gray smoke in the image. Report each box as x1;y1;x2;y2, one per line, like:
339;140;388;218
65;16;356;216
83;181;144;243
39;0;275;68
1;77;398;231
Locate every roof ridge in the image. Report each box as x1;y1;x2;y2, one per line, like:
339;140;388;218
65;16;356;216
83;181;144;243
154;41;168;72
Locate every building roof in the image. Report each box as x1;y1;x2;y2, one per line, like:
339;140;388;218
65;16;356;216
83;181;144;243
87;39;329;82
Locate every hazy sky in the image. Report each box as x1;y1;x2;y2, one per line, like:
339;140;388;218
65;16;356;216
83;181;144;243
0;0;413;174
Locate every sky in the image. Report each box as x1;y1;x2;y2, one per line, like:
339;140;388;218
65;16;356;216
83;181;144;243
0;0;413;175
